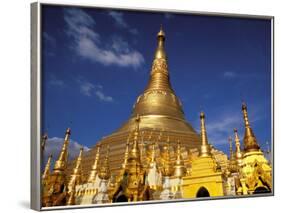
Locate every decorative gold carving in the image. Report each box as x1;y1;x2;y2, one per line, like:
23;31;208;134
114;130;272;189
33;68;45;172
151;58;168;75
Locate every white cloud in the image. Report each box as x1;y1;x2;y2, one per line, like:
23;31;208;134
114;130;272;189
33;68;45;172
206;113;243;145
108;11;128;28
48;74;65;87
77;36;144;68
64;8;144;68
223;71;237;79
64;8;96;33
43;137;89;169
78;80;113;102
111;36;130;53
200;104;262;146
108;11;139;35
43;32;56;56
49;79;65;87
95;90;113;102
80;81;95;96
43;32;56;46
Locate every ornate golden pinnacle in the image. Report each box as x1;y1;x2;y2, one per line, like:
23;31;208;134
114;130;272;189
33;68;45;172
130;116;141;160
74;148;83;172
174;139;185;178
242;102;250;127
200;112;210;157
88;143;101;183
157;25;165;39
234;128;243;167
42;154;52;181
241;102;260;152
53;128;71;173
122;134;131;169
234;129;241;152
176;140;181;162
67;147;83;202
68;148;83;184
65;127;71;140
154;26;167;60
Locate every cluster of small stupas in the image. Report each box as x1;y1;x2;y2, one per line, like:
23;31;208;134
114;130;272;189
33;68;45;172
41;27;272;207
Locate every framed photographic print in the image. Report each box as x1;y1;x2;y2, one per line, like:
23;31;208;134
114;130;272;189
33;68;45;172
31;1;274;211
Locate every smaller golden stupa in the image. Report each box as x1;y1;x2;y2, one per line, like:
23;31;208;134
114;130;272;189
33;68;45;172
236;103;272;194
182;112;224;198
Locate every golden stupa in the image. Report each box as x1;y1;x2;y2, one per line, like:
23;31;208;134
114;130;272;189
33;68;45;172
42;27;272;208
67;26;201;177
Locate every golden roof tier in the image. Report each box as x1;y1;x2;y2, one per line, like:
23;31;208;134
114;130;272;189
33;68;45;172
66;27;201;177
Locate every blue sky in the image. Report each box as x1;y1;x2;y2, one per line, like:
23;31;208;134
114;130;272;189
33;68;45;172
41;5;272;159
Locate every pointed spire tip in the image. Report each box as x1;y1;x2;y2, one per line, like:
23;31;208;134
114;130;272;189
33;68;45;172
157;24;165;38
66;127;71;135
242;102;247;110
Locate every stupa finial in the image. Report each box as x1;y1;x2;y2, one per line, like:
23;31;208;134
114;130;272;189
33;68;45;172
53;128;71;173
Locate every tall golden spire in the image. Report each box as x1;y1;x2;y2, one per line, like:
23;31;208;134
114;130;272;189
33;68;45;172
154;25;167;60
234;128;243;167
173;140;185;178
53;128;71;173
88;143;101;183
75;148;83;172
98;145;110;180
42;154;52;181
200;112;210;157
68;148;83;185
67;147;83;206
130;115;141;161
144;26;173;93
122;133;131;169
241;102;260;152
